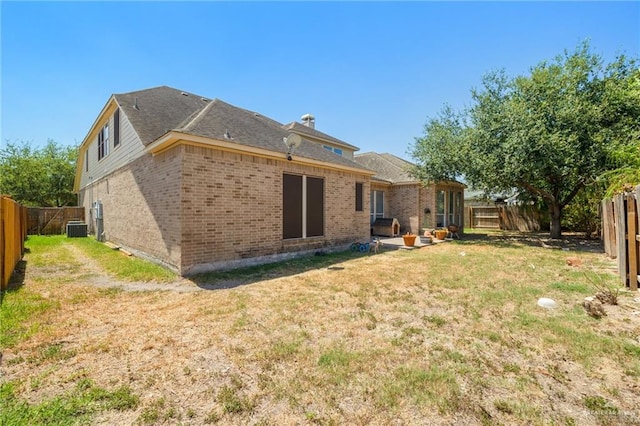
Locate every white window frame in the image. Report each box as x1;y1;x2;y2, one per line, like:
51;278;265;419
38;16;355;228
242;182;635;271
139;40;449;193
436;189;463;227
98;123;109;161
436;190;446;227
370;190;384;224
323;145;343;156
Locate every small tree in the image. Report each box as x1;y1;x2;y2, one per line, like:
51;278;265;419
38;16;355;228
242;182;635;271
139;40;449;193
0;140;78;207
411;42;639;238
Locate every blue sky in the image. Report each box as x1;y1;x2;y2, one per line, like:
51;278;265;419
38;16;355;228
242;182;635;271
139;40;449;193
2;1;638;161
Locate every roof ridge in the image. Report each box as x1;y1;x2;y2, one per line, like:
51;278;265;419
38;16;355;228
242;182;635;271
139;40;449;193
353;151;418;184
380;152;412;162
385;155;417;179
378;153;403;169
176;99;219;132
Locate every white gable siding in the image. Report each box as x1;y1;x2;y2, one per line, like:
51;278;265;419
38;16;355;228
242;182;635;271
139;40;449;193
79;108;146;190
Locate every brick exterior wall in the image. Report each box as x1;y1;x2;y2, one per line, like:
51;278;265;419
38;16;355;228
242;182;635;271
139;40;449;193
77;143;462;274
82;144;372;275
370;182;427;234
388;184;421;234
78;150;183;270
180;145;371;274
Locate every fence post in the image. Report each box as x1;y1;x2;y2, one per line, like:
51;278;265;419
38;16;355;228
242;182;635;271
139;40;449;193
601;199;612;257
614;194;627;284
628;193;638;291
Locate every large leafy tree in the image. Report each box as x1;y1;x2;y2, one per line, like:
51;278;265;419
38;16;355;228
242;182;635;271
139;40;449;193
0;140;78;207
598;64;640;197
411;42;639;238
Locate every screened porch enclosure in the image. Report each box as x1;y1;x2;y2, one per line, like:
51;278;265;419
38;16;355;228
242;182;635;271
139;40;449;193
434;188;463;228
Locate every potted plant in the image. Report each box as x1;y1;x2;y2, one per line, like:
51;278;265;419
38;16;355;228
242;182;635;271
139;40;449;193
434;229;448;240
402;232;417;247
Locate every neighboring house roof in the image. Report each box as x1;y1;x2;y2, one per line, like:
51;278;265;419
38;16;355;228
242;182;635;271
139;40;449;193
464;189;523;205
354;152;419;184
465;189;516;202
112;86;369;171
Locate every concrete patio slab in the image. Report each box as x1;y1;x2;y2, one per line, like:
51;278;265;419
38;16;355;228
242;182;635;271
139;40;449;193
375;236;446;250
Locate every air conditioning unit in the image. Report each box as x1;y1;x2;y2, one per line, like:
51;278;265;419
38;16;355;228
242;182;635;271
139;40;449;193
66;221;88;238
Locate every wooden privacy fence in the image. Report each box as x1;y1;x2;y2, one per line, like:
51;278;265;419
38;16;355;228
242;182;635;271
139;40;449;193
601;185;639;291
1;196;28;290
467;205;541;232
27;206;85;235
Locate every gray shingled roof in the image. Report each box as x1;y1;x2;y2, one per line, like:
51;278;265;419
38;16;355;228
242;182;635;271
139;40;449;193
282;122;359;150
114;86;210;145
354;152;419;184
113;86;369;171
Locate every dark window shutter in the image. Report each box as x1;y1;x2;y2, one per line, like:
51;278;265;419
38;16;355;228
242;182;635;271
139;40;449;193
306;177;324;237
98;130;104;160
283;174;303;239
113;109;120;147
355;182;363;211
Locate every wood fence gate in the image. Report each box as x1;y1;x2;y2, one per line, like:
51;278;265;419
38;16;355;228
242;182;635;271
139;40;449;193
601;185;639;291
27;207;85;235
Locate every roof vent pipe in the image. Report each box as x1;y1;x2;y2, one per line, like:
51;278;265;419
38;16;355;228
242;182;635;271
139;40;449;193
301;113;315;129
133;97;139;110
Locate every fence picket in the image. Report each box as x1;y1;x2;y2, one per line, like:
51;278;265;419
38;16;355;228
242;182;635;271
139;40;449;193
627;194;638;291
604;200;616;257
614;194;627;284
602;186;640;290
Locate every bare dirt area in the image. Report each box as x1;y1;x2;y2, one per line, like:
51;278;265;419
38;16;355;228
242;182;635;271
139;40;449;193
2;233;640;425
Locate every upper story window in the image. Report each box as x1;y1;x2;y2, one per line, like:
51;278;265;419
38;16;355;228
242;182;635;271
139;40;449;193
98;123;109;161
323;145;343;156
